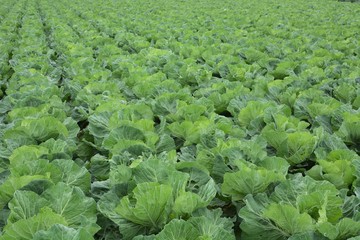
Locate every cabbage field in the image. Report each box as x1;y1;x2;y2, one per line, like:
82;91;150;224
0;0;360;239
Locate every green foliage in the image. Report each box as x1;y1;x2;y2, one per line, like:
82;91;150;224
0;0;359;238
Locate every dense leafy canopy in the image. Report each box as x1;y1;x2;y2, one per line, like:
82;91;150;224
0;0;359;239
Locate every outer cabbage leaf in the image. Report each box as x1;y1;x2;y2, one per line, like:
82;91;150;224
270;61;297;79
7;191;49;224
97;184;128;227
111;140;152;156
189;208;235;240
262;129;317;165
222;162;285;201
309;160;355;189
272;175;343;223
0;207;67;240
115;182;173;228
168;119;212;145
9;145;49;166
19;116;69;142
42;182;98;234
263;203;314;234
103;125;146;149
173;192;205;215
89;154;110;181
155;219;200;240
258;156;290;176
155;134;176;153
175;102;208;122
132;157;189;198
285;132;317;164
239;194;313;240
239;194;286;240
7;146;62;182
307;149;358;189
103;125;155;156
87;111;112;139
0;175;51;209
317;218;360;240
337;112;360;147
40;138;77;160
175;162;217;206
2;129;36;152
32;224;94;240
238;101;276;134
51;159;91;193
